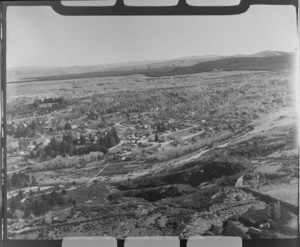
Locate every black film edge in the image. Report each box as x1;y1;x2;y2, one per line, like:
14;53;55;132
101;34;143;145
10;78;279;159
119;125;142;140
51;0;297;16
1;0;298;16
0;0;298;247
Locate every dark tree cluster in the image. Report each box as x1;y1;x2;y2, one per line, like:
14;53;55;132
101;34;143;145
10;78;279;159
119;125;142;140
32;127;120;159
9;194;23;213
7;103;37;119
50;118;67;132
24;190;69;217
64;122;72;130
7;172;38;190
156;122;170;133
229;142;287;158
8;119;44;138
222;221;249;238
9;190;76;217
42;132;78;157
18;138;30;151
87;110;100;120
105;127;121;148
33;97;67;114
9;188;75;218
33;97;66;108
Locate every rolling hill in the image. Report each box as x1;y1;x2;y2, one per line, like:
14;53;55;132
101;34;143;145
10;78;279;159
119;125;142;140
7;51;294;83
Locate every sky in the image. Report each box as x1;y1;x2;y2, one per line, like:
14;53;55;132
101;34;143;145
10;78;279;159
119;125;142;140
6;3;297;68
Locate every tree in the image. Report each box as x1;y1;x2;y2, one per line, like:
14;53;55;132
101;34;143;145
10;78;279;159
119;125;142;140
69;198;76;207
126;112;130;121
89;133;95;143
10;196;21;212
31;176;38;186
15;123;26;138
80;134;86;145
7;210;14;219
37;147;46;159
18;190;24;199
60;139;68;157
64;132;74;144
45;137;58;157
98;120;106;128
11;173;30;188
33;98;41;108
271;201;281;220
67;142;75;156
60;132;76;156
155;133;159;142
18;139;27;151
223;220;249;238
97;152;104;161
112;127;120;144
51;119;58;131
64;122;72;130
49;137;58;149
28;120;44;137
37;231;46;240
157;123;162;133
7;178;12;190
98;132;108;153
57;118;67;131
26;127;35;138
99;144;108;154
145;129;152;137
79;158;86;168
106;130;116;148
53;184;61;192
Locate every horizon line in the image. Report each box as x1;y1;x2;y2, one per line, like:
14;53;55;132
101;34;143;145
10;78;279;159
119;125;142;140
7;49;295;70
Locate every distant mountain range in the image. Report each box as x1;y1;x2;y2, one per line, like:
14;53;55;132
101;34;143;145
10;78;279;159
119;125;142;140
7;50;295;83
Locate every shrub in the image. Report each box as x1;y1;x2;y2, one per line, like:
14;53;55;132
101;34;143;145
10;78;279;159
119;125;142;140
223;221;249;239
239;208;269;227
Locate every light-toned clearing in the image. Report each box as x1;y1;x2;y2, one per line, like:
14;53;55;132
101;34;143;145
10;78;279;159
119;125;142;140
230;106;296;145
259;179;298;206
254;163;282;174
